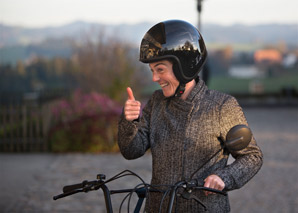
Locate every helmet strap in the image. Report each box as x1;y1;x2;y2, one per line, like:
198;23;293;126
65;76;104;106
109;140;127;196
174;83;186;97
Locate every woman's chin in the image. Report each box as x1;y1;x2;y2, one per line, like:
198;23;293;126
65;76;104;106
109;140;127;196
162;89;174;97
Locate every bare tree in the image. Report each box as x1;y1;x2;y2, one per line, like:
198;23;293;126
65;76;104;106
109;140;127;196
71;30;146;103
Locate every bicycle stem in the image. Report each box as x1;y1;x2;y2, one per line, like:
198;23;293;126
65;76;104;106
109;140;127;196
166;180;186;213
100;184;113;213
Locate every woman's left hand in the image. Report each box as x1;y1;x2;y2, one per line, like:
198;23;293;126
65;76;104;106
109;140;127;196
204;175;225;196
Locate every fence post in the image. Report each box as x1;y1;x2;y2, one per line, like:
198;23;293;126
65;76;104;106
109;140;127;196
42;104;51;152
22;105;27;151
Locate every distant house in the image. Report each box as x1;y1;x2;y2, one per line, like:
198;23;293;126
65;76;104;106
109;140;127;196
229;65;261;78
283;53;297;68
254;49;282;64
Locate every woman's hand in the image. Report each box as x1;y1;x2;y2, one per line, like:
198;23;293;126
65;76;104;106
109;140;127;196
124;87;141;121
204;174;225;196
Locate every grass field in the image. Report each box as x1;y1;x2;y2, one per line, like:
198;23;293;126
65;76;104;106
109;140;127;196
208;72;298;95
142;71;298;99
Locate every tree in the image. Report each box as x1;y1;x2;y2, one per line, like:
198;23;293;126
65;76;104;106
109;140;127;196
72;31;144;103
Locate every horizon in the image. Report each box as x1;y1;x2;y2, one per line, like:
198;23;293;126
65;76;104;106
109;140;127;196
1;19;297;30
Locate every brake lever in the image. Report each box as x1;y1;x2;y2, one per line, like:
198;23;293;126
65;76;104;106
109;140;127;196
180;190;207;211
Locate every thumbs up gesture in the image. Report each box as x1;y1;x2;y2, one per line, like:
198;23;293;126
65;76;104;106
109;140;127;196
124;87;141;121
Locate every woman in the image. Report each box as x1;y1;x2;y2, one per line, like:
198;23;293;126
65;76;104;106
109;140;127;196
118;20;263;212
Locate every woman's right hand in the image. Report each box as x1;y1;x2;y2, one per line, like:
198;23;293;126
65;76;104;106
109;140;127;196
124;87;141;121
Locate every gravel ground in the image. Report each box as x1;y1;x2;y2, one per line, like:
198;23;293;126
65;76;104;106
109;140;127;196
0;107;297;213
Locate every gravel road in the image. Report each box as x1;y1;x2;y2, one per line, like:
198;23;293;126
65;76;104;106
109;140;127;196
0;107;297;213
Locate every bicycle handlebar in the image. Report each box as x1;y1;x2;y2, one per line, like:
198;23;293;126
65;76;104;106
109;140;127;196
53;170;227;212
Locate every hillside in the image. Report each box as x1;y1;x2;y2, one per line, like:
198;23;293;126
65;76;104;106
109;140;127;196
1;21;297;47
0;21;297;64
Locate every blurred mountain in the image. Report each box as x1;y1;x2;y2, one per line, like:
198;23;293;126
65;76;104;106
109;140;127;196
203;23;298;45
0;21;297;64
0;21;153;47
1;21;297;46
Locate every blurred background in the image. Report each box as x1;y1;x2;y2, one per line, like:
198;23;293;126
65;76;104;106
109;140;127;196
0;0;297;212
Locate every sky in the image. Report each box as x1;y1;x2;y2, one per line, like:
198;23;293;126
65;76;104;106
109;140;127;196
0;0;297;28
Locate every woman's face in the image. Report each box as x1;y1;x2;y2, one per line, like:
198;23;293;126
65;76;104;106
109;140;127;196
149;60;179;97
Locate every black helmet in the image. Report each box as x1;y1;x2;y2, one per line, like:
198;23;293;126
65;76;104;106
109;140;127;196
139;20;207;85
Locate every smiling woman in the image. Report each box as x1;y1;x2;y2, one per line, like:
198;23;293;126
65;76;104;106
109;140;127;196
118;20;263;212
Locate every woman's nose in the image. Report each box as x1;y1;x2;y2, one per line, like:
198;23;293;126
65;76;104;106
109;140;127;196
152;72;160;82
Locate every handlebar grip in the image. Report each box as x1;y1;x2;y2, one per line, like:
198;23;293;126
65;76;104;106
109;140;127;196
53;194;65;200
199;187;227;196
53;188;83;200
187;180;227;196
63;180;88;193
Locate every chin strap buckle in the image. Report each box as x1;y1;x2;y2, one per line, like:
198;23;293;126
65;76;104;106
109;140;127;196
175;83;186;97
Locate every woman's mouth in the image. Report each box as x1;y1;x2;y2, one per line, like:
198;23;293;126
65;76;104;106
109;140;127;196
160;83;169;88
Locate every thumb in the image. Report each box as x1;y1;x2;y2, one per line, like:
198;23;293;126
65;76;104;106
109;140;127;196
126;87;135;101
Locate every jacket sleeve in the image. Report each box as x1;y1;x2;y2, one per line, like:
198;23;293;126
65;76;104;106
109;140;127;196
213;96;263;191
117;96;153;160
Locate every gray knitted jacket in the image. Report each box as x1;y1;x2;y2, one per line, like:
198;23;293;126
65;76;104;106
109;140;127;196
118;79;263;212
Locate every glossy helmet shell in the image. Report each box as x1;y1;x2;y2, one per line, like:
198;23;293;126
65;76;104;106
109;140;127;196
139;20;207;84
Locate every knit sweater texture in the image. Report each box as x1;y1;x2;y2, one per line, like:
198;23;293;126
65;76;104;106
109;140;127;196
118;79;263;212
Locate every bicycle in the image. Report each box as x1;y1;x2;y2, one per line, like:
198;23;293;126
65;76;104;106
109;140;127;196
53;124;252;212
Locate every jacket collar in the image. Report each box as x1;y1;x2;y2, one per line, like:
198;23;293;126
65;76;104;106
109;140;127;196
164;77;207;111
